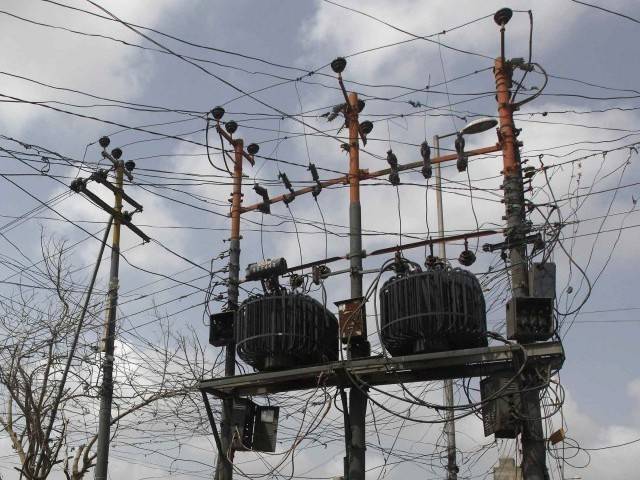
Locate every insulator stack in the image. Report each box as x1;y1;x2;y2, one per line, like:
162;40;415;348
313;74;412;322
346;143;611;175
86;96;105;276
235;293;339;371
379;268;488;356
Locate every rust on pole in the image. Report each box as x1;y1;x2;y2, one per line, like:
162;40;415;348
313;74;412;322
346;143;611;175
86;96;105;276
348;92;361;205
346;91;368;480
217;125;255;167
495;57;519;180
230;138;244;243
495;55;547;480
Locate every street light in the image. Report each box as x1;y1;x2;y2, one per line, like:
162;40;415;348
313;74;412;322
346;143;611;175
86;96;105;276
430;116;497;480
432;116;498;260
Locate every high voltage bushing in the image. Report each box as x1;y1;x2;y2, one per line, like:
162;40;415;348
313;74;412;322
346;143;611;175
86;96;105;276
235;293;339;371
379;267;488;356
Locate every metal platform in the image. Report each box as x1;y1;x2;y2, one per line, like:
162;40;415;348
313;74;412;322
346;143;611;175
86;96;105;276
200;341;564;398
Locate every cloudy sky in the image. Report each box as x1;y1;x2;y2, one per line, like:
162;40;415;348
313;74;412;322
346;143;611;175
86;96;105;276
1;0;640;479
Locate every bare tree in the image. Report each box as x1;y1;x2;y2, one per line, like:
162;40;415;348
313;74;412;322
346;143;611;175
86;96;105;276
0;236;214;479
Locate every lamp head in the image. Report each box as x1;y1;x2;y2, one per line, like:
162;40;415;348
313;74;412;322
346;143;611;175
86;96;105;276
494;8;513;26
211;106;225;121
460;117;498;136
224;120;238;135
247;143;259;155
359;120;373;136
331;57;347;74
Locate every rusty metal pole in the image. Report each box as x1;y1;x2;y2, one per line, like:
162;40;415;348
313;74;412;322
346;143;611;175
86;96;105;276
216;138;244;480
346;92;368;480
495;57;547;480
94;162;124;480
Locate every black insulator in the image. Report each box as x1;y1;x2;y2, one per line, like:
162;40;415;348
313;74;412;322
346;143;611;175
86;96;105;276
455;134;467;172
225;120;238;135
379;268;487;356
247;143;260;155
308;163;320;183
331;57;347;74
457;154;468;172
98;136;110;149
459;249;476;266
235;293;339;371
386;150;398;168
457;154;468;173
125;160;136;172
420;141;432;179
455;134;465;154
420;141;431;161
494;7;513;26
254;183;271;214
357;99;365;113
211;106;225;120
279;172;294;194
69;178;84;193
111;148;123;160
309;163;322;197
359;120;374;136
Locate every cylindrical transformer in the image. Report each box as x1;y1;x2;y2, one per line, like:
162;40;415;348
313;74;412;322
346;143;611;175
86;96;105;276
235;293;339;371
379;268;487;356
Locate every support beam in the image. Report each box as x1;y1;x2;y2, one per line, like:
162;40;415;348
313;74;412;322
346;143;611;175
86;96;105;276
239;144;501;214
199;342;564;398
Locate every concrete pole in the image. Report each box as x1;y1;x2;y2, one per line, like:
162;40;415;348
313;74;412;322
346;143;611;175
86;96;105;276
94;163;124;480
495;57;547;480
434;135;458;480
216;138;244;480
347;92;367;480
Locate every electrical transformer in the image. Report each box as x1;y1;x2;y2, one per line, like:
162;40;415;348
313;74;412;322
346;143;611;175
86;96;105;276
235;293;339;371
379;267;488;356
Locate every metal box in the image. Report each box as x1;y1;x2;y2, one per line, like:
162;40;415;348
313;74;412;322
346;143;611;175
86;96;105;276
529;262;556;298
252;406;279;452
209;311;234;347
230;398;255;451
481;373;521;438
335;298;365;343
506;296;554;343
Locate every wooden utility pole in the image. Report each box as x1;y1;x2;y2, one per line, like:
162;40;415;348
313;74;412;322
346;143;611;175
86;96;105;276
495;52;548;480
69;137;148;480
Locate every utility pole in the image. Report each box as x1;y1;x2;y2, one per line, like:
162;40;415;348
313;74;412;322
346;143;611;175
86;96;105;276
216;137;244;480
208;108;256;480
433;135;458;480
69;136;148;480
94;153;125;480
494;14;548;479
346;91;368;480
